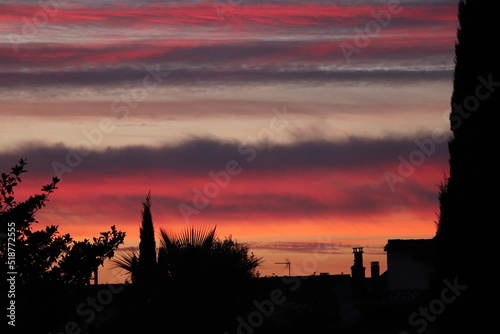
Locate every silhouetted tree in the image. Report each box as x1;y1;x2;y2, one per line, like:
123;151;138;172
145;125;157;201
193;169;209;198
211;236;262;279
111;207;262;333
56;226;125;285
435;1;500;332
111;248;139;283
0;159;127;333
158;225;216;279
138;191;156;287
154;226;262;333
0;159;68;285
0;159;125;286
112;192;157;286
158;226;261;279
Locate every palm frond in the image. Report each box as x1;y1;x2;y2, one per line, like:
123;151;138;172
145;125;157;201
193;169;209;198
175;226;217;248
159;228;178;251
111;249;139;281
158;225;260;279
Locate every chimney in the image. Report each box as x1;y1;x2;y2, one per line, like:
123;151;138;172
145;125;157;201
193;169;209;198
371;261;380;279
351;247;365;280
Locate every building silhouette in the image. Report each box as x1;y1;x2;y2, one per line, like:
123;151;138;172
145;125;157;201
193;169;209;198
383;239;434;304
370;261;380;279
350;247;366;280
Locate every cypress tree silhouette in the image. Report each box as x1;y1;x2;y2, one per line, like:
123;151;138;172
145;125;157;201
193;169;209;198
138;190;156;288
435;1;500;332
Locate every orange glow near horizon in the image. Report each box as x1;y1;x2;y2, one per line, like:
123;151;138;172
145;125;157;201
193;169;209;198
9;154;442;283
1;0;456;284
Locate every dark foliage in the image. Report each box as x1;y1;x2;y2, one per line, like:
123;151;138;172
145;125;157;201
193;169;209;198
56;226;125;285
0;160;126;332
435;1;500;332
138;190;156;287
157;226;261;280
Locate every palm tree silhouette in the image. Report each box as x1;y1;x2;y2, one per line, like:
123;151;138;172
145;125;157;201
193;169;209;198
111;248;139;283
158;226;261;279
151;226;261;333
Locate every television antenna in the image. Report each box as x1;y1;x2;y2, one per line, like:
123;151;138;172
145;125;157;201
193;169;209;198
275;258;291;276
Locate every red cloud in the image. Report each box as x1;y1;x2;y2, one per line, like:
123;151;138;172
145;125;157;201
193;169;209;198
1;3;457;30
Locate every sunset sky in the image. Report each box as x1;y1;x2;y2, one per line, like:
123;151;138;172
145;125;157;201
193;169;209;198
1;0;458;282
